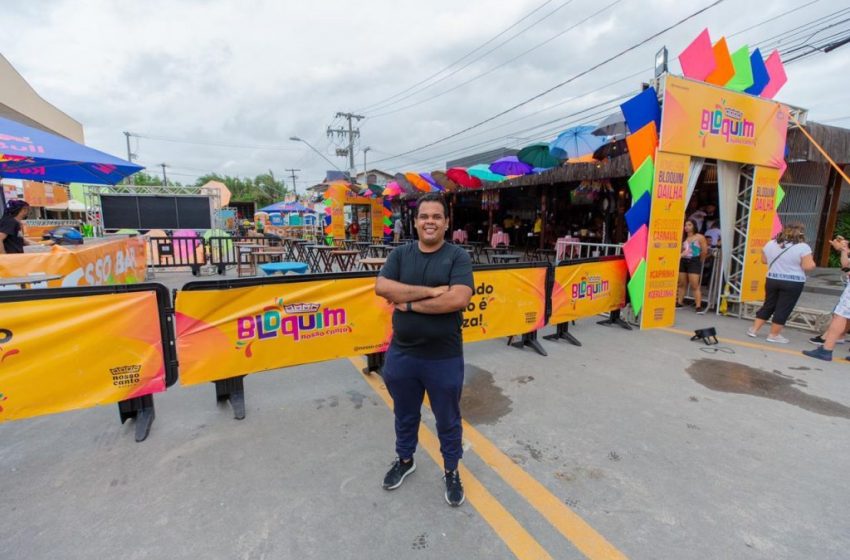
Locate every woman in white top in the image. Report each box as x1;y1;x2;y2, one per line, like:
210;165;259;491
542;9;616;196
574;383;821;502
747;223;816;343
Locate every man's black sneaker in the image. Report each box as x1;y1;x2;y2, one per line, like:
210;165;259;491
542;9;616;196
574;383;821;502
696;304;709;315
382;458;415;490
810;335;846;345
444;470;465;507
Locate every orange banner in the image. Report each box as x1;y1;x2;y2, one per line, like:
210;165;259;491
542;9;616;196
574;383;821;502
0;237;147;288
0;290;167;422
22;181;69;207
660;75;789;168
462;266;548;343
642;151;692;329
550;259;627;324
741;166;780;302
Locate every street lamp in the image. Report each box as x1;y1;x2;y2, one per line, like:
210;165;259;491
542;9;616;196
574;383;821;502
289;136;341;171
363;146;371;185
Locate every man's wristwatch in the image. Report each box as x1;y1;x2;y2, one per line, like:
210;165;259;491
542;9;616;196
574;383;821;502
406;301;413;312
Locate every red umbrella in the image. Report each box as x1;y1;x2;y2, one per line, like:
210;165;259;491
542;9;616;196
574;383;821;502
430;170;459;192
446;167;482;189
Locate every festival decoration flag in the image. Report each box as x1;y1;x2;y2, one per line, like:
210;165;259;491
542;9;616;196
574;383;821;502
628;157;655;200
625;122;658;172
745;48;770;96
620;87;661;134
774;184;785;210
678;28;716;82
761;50;788;99
725;45;754;92
623;225;648;276
627;259;647;316
705;37;735;86
625;192;651;235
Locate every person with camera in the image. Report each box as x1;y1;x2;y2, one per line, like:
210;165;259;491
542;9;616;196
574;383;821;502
803;236;850;361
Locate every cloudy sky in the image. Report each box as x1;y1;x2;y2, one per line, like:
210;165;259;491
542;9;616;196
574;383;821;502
5;0;849;189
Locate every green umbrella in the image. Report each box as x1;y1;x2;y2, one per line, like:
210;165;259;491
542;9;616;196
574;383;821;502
467;164;506;183
517;142;563;169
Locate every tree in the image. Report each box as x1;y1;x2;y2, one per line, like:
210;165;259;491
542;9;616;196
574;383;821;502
128;170;182;187
194;171;288;206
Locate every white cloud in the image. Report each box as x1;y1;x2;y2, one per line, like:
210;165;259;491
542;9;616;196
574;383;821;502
3;0;849;186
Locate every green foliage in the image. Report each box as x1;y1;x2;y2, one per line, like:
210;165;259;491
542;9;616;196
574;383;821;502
128;171;182;187
828;210;850;267
194;170;288;206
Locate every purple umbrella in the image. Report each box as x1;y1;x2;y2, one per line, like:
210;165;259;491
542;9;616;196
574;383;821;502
489;156;533;176
420;172;444;191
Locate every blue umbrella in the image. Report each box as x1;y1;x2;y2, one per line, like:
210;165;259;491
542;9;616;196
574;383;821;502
0;116;142;183
260;201;311;213
549;125;608;160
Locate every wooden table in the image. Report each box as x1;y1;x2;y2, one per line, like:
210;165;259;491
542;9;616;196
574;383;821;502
250;248;290;270
235;243;262;277
352;241;369;256
0;274;63;288
331;250;360;272
359;257;387;271
311;245;338;272
368;245;393;258
491;253;522;264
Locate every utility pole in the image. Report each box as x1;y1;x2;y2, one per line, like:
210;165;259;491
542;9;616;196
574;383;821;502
160;163;168;186
285;168;301;197
123;131;136;184
362;147;371;185
327;112;364;180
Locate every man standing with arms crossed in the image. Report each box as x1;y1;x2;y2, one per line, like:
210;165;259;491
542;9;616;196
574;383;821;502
375;193;474;506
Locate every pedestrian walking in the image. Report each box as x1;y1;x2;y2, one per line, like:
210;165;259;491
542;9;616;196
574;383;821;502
804;237;850;361
748;223;816;343
375;193;474;507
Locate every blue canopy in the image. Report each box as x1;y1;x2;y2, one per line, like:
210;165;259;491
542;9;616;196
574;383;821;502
260;201;311;213
0;116;142;184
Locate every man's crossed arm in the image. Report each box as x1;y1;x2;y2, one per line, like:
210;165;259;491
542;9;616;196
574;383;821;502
375;277;472;315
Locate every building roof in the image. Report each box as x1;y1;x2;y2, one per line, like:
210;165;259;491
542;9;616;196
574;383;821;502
0;54;84;143
787;121;850;165
447;147;519;169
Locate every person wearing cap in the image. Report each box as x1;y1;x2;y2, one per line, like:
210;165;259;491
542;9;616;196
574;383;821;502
0;200;31;254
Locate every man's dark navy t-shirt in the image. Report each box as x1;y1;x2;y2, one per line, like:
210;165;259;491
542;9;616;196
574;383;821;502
0;214;24;254
379;242;474;359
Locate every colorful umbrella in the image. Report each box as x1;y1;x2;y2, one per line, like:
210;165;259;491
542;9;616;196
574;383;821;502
382;181;403;197
0;116;142;184
549;125;608;159
430;170;459;192
489;156;533;176
404;172;433;192
446;167;482;189
393;173;418;194
420;172;444;191
592;137;629;160
468;164;506;183
517;143;564;169
592;113;628;137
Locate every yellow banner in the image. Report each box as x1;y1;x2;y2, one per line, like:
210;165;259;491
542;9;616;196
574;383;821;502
176;276;395;385
660;75;789;168
0;237;146;288
550;259;627;324
642;151;692;329
741;166;780;302
462;267;548;343
0;291;167;421
176;266;548;384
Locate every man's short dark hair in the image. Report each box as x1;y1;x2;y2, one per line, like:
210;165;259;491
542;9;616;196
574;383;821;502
415;193;448;217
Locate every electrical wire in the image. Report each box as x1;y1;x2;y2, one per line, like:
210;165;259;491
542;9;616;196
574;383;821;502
369;0;727;165
368;0;624;119
356;0;568;113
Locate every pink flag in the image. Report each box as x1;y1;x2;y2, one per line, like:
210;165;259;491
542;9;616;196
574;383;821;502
678;29;716;82
623;224;648;276
761;50;787;99
771;213;783;237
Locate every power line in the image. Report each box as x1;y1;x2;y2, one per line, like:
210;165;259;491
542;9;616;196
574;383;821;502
728;0;821;38
362;0;577;115
370;0;727;165
355;0;559;113
380;13;836;172
369;0;624;119
129;132;303;152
